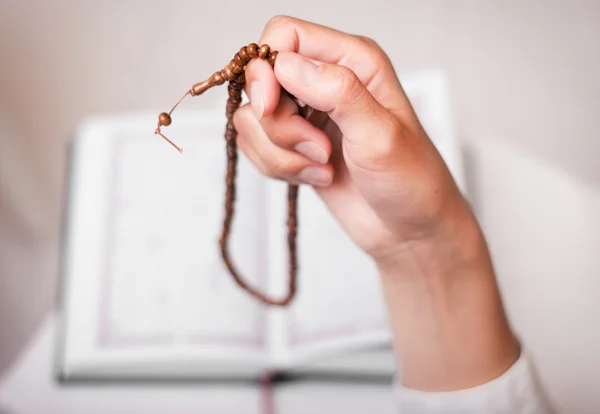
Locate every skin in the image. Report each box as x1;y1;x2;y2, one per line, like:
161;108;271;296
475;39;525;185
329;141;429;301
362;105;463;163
234;16;519;391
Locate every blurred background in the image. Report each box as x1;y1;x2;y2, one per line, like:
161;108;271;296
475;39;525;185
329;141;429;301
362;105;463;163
0;0;599;413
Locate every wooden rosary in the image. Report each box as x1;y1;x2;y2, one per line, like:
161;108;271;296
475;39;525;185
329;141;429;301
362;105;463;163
155;43;307;307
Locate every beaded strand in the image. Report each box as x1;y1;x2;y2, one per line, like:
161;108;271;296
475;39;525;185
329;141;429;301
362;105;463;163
156;44;299;306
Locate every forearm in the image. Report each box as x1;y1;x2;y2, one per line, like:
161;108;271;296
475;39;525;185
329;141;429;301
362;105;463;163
377;200;520;391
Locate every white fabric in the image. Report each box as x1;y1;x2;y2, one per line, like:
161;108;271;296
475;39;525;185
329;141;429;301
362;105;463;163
395;352;551;414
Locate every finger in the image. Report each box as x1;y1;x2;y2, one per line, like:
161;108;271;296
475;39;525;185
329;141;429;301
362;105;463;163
233;104;334;187
239;83;332;163
259;93;331;164
274;51;402;173
244;57;280;119
245;16;408;119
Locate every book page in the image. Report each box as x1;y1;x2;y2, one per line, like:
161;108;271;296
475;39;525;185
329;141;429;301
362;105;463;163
97;118;268;351
267;180;389;358
290;188;389;347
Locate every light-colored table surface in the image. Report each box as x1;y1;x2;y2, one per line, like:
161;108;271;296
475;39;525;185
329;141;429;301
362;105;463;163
0;315;396;414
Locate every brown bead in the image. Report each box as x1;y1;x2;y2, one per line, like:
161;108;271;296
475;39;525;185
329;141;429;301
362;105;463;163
223;66;235;80
230;77;244;88
258;44;270;59
239;46;250;62
247;43;259;58
233;53;244;65
235;73;246;84
268;50;278;66
158;112;171;126
230;60;243;74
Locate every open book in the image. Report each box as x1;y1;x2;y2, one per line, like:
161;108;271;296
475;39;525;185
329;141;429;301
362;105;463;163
56;70;465;381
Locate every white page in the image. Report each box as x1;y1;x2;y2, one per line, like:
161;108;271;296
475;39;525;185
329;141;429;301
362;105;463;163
102;130;267;347
267;180;390;365
60;112;270;378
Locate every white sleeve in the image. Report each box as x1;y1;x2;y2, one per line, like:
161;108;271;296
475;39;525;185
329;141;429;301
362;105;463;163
395;352;552;414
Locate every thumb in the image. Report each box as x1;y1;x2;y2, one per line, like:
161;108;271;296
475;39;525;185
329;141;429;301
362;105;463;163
274;51;402;173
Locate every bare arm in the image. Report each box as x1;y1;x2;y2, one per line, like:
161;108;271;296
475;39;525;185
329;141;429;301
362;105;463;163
377;201;519;390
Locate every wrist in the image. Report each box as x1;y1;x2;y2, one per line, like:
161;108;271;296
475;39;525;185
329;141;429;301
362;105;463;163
375;195;486;279
375;197;520;391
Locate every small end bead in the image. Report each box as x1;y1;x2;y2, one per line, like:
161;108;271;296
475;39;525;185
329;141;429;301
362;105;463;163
158;112;171;126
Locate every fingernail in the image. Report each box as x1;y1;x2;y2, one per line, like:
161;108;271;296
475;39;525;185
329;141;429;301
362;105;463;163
250;82;264;119
294;141;329;164
276;52;319;86
297;167;332;187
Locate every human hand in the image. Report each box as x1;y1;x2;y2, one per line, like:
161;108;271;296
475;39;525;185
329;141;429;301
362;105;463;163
234;16;468;264
235;16;519;392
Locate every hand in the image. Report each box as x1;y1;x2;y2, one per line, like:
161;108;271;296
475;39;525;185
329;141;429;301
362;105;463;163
234;16;466;263
235;16;519;391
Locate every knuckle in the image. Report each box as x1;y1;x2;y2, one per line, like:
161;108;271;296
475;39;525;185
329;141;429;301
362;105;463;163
259;163;278;179
265;15;293;32
269;131;286;147
356;35;388;61
355;35;392;72
356;35;380;51
270;156;296;178
266;124;295;149
261;161;280;179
